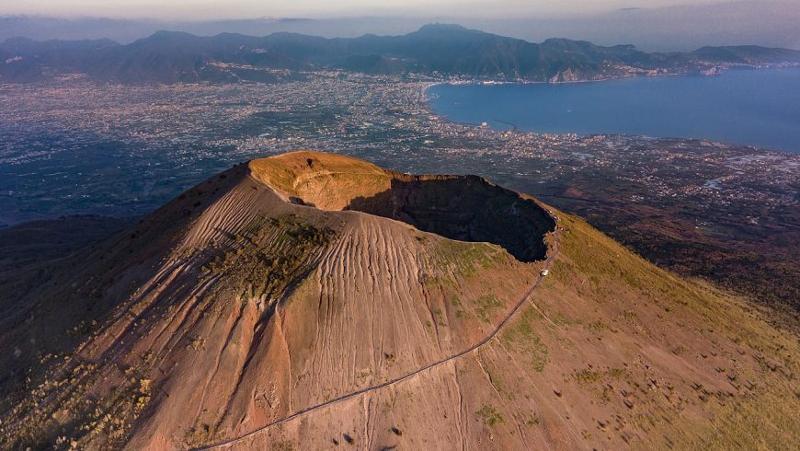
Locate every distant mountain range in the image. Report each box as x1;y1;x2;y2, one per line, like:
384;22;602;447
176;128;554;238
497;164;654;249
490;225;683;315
2;24;800;84
4;3;800;51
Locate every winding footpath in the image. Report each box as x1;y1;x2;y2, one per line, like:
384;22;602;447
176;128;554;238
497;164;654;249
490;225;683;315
198;227;560;450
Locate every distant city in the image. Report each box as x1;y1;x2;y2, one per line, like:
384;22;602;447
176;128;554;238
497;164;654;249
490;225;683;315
2;70;799;305
2;71;797;224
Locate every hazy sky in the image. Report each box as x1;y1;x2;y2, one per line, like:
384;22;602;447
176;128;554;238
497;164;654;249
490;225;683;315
2;0;798;50
0;0;741;20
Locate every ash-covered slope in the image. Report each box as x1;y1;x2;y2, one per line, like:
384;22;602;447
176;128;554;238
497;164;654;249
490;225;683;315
0;151;798;450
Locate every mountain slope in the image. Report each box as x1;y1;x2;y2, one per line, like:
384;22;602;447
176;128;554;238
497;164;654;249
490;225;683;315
2;24;800;83
0;151;798;450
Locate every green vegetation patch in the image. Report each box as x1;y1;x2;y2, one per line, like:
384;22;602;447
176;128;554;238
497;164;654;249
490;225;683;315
451;297;466;319
679;390;800;449
475;294;503;323
573;368;603;385
202;214;335;300
572;366;628;388
501;308;548;372
476;404;505;427
430;239;506;280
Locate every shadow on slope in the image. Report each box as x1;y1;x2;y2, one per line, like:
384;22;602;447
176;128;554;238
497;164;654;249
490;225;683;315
344;175;555;262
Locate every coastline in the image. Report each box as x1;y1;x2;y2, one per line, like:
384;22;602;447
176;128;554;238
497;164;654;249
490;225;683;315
424;66;800;154
422;62;800;92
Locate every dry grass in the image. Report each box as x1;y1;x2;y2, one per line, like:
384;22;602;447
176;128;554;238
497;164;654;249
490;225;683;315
476;404;505;427
547;211;800;448
430;239;507;281
500;308;548;372
202;214;335;300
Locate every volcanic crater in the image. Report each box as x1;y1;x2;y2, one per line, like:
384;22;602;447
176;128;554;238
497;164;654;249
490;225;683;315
2;150;800;450
250;151;556;262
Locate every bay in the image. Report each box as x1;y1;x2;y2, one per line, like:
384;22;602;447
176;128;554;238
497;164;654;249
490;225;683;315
428;68;800;153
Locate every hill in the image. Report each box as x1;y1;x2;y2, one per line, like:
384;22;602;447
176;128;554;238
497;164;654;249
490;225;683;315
0;151;798;449
2;24;800;83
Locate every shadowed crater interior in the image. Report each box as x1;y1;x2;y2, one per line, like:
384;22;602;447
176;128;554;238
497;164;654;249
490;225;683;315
345;175;555;262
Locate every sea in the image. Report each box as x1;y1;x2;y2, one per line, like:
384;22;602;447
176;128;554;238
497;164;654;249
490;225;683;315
428;68;800;153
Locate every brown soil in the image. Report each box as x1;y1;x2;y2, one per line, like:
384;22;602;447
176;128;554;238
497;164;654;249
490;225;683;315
0;151;797;450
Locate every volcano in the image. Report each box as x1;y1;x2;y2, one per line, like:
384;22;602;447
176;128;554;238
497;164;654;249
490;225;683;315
0;151;797;449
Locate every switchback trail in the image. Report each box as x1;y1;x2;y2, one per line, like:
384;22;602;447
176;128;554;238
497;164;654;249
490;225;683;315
198;227;560;450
